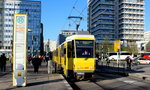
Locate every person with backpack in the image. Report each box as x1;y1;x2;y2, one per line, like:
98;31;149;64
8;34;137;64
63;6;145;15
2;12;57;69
126;56;132;70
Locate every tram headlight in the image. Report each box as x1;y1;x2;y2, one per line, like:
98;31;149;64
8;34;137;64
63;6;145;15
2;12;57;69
89;66;93;69
77;66;81;69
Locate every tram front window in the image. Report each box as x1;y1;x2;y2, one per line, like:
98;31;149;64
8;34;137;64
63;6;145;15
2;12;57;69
76;40;94;58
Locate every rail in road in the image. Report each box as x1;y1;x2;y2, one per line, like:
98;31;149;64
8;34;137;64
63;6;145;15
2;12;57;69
67;72;150;90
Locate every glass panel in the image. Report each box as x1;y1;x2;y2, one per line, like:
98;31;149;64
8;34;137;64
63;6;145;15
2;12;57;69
76;40;93;47
76;48;93;58
76;40;94;58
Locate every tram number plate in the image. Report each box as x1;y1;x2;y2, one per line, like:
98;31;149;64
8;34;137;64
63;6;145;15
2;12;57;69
77;72;84;75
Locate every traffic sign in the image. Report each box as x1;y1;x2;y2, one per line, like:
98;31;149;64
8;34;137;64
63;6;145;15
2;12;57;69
114;40;120;52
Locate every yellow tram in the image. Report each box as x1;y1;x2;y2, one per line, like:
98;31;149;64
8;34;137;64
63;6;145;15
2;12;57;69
52;35;95;80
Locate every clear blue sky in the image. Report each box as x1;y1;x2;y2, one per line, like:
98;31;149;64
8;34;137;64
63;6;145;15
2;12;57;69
41;0;150;41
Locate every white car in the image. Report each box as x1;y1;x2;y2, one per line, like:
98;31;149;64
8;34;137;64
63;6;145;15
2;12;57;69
108;55;133;60
136;58;150;64
107;52;133;60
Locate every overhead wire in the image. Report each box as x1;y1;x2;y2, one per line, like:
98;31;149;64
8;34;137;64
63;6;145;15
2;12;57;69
68;0;88;30
61;0;79;30
71;3;88;30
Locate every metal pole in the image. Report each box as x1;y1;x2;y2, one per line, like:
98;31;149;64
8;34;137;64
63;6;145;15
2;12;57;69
32;35;34;57
117;51;118;64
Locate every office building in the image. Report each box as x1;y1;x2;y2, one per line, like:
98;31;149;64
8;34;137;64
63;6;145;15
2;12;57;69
44;40;57;52
40;23;44;55
144;31;150;41
88;0;144;43
0;0;41;56
57;30;90;45
57;30;76;45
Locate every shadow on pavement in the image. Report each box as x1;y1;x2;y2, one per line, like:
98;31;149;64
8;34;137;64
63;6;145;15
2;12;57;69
98;65;144;74
27;78;64;87
98;66;145;77
0;72;9;77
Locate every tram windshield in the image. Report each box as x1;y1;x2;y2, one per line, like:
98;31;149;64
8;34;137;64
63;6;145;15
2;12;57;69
75;40;94;58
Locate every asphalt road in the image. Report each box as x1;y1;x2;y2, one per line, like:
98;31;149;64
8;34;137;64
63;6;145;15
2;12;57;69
74;72;150;90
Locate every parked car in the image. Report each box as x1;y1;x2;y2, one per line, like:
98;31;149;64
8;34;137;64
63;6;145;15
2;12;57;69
107;52;133;60
134;58;150;64
140;55;150;60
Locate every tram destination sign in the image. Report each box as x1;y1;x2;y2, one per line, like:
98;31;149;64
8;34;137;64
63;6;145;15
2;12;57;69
13;14;28;87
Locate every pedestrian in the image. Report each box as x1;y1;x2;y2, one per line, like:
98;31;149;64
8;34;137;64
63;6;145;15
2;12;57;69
95;54;99;68
0;55;2;71
0;53;7;72
106;57;110;66
126;56;132;70
32;55;41;73
45;55;49;66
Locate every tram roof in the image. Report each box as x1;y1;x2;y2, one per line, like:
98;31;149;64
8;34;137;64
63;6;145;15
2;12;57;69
66;35;95;42
56;35;95;49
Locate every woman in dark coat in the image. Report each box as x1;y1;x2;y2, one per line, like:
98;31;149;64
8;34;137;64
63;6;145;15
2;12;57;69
32;56;41;73
0;53;7;72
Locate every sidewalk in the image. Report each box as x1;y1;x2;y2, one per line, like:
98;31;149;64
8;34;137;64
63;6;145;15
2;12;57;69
0;62;72;90
98;61;150;81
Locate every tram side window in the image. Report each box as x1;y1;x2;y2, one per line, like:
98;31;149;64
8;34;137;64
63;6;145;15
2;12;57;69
68;41;75;58
72;40;75;58
56;49;58;57
68;42;72;58
61;45;64;57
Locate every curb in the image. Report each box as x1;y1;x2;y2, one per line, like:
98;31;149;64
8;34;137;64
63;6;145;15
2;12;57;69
60;75;73;90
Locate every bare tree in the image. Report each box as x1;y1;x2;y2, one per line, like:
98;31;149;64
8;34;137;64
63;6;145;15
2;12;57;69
145;41;150;52
127;40;138;56
96;38;113;57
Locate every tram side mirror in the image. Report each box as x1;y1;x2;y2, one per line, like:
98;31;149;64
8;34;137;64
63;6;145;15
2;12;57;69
64;48;66;54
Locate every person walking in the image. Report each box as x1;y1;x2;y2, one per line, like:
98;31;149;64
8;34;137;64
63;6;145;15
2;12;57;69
0;55;2;71
45;55;49;66
1;53;7;72
95;54;99;69
32;55;41;73
106;57;110;66
126;56;132;70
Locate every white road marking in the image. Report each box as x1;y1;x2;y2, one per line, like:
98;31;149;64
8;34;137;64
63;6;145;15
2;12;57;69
123;80;136;84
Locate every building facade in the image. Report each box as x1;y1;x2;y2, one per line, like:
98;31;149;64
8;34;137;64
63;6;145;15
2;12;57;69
0;0;41;56
144;31;150;41
44;40;57;53
57;30;76;45
57;30;90;45
88;0;144;43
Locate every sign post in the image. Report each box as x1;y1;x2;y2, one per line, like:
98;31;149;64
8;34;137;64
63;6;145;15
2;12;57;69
13;14;28;86
114;40;120;64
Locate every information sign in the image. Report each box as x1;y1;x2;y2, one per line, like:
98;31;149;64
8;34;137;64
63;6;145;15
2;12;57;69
13;14;28;86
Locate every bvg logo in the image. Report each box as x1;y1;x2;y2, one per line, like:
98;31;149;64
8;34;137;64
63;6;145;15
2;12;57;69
17;16;24;24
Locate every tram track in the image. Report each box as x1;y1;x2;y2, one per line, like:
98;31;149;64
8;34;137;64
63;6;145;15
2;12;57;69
65;73;106;90
65;71;149;90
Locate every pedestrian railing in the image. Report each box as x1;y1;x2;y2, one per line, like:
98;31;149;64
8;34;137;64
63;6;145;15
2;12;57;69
97;60;138;75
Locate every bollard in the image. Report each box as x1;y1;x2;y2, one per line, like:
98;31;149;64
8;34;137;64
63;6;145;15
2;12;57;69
118;63;119;72
48;60;52;74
